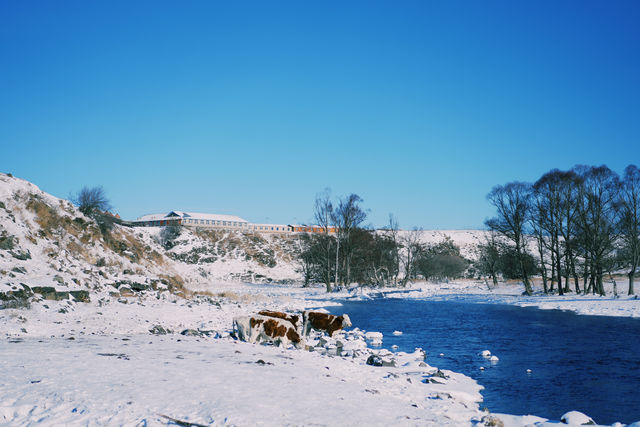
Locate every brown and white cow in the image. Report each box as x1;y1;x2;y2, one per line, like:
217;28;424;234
233;314;304;348
303;311;352;337
257;310;300;330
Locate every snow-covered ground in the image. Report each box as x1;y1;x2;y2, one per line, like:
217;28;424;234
0;285;484;426
2;279;639;426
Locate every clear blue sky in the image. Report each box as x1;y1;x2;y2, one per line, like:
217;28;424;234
2;1;639;229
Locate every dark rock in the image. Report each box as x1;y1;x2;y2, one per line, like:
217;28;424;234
0;233;14;250
11;266;27;274
9;249;31;260
432;369;449;379
149;325;171;335
31;287;69;301
180;329;202;337
366;355;384;367
53;291;69;300
0;283;33;303
31;286;56;299
53;275;65;285
129;282;149;292
112;280;149;292
119;286;134;297
70;291;90;303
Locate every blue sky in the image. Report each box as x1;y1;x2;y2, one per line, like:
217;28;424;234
2;1;639;229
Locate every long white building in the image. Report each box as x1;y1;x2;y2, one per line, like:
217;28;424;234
132;211;294;233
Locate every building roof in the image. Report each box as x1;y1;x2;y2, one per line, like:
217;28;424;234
135;211;248;223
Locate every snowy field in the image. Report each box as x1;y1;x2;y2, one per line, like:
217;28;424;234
1;286;483;426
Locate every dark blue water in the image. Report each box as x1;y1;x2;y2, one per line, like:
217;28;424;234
329;298;640;425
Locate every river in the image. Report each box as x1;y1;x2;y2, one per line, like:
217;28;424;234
330;297;640;424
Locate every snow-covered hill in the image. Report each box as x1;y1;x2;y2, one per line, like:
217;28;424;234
0;173;306;303
1;173;490;303
397;228;488;259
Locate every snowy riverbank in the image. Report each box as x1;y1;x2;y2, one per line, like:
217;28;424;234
2;279;640;426
338;279;640;319
0;284;485;426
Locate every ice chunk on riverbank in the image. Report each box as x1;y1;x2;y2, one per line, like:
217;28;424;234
560;410;594;425
365;331;383;340
365;331;383;346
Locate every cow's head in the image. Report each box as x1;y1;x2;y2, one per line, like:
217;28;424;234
341;314;352;328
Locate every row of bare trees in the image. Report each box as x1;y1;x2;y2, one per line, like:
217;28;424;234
485;164;640;296
298;192;469;291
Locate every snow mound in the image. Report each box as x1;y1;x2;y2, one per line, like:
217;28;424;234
560;411;595;425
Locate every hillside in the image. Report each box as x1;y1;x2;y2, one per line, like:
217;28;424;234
0;174;306;302
1;173;488;303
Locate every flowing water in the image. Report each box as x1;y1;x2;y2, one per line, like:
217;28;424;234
330;297;640;424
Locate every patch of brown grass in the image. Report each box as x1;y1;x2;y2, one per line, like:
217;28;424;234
66;240;91;263
158;274;187;297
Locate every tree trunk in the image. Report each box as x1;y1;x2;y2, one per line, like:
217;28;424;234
629;270;636;296
556;236;563;296
589;270;596;295
563;258;571;294
597;268;605;296
333;238;339;291
583;256;590;292
326;240;332;292
517;242;533;295
550;250;556;291
570;254;580;294
537;236;548;294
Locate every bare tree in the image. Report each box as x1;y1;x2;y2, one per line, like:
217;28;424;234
314;189;334;292
532;170;581;295
533;171;564;294
476;230;501;289
530;199;550;294
618;165;640;295
332;194;367;286
486;182;534;295
295;233;317;288
159;225;181;250
72;186;112;216
385;214;402;286
400;227;423;287
573;165;620;296
558;171;583;294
